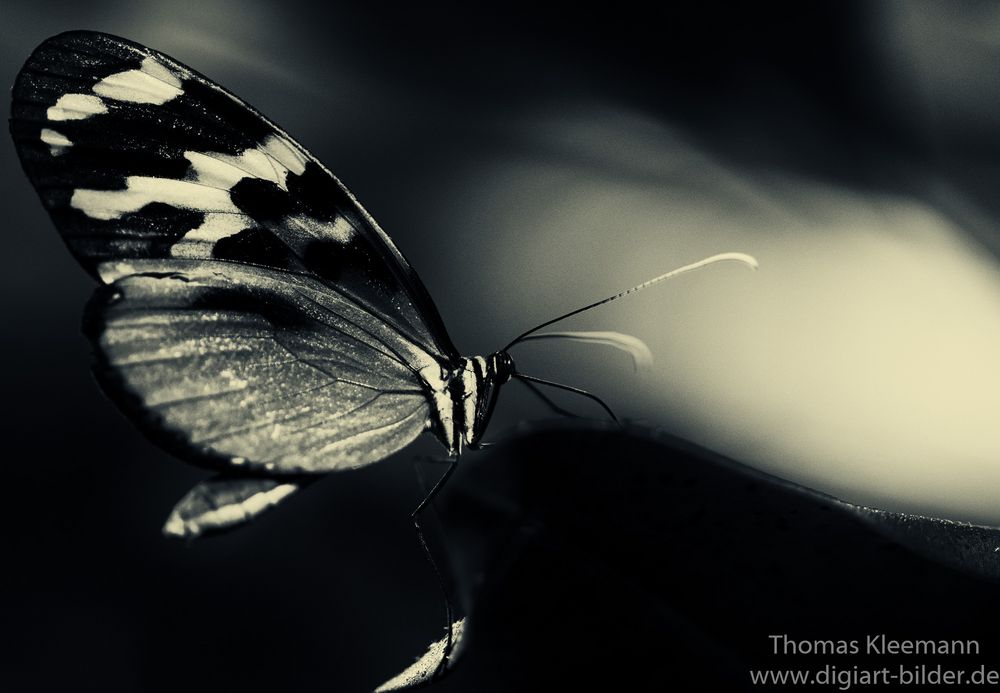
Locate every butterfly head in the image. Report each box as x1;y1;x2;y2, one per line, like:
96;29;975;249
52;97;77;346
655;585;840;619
489;351;515;384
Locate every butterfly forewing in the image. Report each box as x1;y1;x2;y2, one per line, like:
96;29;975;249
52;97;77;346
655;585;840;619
10;30;459;474
10;30;458;360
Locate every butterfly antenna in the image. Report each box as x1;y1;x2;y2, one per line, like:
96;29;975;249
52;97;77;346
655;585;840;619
503;252;757;351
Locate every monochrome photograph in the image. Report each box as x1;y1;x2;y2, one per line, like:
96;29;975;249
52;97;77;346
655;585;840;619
3;1;999;690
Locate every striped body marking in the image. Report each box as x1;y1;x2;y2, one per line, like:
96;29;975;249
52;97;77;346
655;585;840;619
422;352;515;456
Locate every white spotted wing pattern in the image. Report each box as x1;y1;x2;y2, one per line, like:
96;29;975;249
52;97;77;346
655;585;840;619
11;31;515;537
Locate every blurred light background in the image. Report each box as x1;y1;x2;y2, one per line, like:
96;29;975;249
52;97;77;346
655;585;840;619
3;0;1000;688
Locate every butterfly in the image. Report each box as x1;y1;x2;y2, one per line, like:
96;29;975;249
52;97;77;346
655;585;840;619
11;30;757;685
11;29;755;572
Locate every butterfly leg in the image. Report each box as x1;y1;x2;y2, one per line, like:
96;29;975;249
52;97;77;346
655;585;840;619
411;454;454;465
411;454;459;678
516;377;587;420
514;372;621;424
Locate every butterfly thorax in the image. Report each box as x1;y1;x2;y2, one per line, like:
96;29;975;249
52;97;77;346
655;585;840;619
422;351;514;456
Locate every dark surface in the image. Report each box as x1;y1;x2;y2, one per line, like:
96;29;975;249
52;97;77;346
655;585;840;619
6;417;999;692
436;424;1000;692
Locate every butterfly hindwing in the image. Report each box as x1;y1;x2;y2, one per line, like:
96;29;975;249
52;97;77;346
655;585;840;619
10;30;460;475
163;475;308;539
85;260;434;473
10;30;458;360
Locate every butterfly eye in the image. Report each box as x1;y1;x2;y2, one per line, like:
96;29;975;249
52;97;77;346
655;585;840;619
491;352;515;383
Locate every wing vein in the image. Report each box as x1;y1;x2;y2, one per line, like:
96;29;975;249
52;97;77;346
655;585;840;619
290;286;418;372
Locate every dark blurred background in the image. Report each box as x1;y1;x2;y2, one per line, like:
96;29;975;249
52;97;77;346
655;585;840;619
3;1;1000;691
